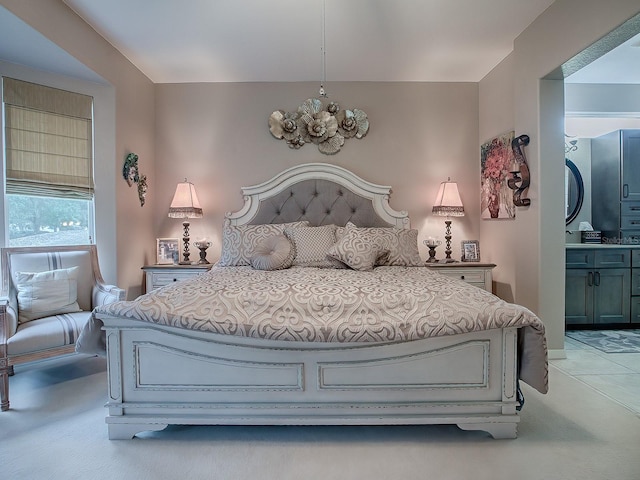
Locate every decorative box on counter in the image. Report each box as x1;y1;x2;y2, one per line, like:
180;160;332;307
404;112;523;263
581;231;602;244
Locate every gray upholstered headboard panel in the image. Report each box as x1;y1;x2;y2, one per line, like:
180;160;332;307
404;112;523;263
225;163;410;229
248;179;392;227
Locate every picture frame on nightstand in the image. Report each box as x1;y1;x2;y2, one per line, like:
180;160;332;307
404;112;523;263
156;238;179;264
461;240;480;262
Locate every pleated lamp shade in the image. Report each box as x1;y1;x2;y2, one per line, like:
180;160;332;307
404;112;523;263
168;180;203;219
432;179;464;217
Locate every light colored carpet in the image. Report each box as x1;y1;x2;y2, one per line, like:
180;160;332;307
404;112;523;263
1;355;639;480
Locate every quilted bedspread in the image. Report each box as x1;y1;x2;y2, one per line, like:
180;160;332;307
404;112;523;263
77;266;548;393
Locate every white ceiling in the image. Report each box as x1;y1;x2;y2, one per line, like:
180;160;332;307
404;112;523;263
0;1;638;85
60;0;562;83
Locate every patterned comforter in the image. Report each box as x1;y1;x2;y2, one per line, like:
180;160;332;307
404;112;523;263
77;266;548;393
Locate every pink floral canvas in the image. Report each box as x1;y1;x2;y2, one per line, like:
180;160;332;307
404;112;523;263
481;131;516;219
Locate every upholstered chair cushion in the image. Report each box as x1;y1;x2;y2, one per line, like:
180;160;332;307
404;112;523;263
6;312;91;355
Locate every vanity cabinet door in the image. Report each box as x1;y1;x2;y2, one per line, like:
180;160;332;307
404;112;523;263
593;268;631;324
565;248;632;326
621;130;640;202
565;268;594;325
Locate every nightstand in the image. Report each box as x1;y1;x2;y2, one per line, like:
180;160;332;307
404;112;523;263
425;262;496;292
142;264;213;293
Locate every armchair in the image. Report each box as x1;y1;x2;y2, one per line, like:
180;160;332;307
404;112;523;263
0;245;125;411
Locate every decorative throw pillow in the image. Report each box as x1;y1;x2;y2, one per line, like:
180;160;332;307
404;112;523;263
218;221;308;266
327;227;389;271
250;234;295;271
284;224;345;268
340;222;423;267
15;266;81;323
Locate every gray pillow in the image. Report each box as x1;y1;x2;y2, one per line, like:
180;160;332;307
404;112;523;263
218;221;308;266
339;222;422;266
327;227;388;271
284;225;345;268
250;235;295;270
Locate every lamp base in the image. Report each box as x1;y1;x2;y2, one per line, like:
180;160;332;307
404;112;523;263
443;220;454;261
180;220;192;264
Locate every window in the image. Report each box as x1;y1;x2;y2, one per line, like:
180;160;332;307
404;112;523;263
3;77;95;247
6;195;92;246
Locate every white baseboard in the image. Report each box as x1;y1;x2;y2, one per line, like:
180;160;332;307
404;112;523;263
548;349;567;360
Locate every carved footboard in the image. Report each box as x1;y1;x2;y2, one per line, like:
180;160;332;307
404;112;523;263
101;314;520;440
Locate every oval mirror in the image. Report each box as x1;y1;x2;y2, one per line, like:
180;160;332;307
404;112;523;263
565;158;584;225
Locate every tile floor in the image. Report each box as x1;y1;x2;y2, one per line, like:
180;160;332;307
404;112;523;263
551;333;640;416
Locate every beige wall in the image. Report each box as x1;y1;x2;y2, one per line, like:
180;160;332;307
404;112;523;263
479;0;640;354
154;82;480;262
4;0;640;350
478;53;518;303
1;0;156;298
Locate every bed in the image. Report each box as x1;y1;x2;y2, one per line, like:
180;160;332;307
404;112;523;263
77;162;547;440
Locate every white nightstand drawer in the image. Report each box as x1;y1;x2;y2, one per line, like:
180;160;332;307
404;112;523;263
425;263;496;293
142;264;213;293
149;272;197;287
443;270;485;283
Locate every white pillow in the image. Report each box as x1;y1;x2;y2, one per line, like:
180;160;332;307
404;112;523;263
15;266;81;323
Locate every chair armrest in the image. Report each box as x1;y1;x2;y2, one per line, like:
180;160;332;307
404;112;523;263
92;283;126;307
0;297;18;340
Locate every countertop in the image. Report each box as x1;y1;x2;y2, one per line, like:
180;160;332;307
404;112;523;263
566;243;640;249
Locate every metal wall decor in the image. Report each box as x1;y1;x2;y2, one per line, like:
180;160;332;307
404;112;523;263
122;152;148;207
269;98;369;155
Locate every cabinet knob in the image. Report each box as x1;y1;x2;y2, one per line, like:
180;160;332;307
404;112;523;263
460;275;465;280
173;278;178;282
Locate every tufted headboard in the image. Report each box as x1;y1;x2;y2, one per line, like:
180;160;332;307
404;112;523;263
225;163;410;229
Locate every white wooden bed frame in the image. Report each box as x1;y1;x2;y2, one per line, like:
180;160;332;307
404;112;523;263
100;163;521;440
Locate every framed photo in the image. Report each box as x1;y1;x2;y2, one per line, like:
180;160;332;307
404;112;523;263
461;240;480;262
156;238;179;264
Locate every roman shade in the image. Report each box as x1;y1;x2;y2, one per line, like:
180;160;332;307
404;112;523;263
3;77;94;200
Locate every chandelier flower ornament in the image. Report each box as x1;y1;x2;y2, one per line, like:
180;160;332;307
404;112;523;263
306;111;338;144
269;98;369;155
336;109;369;139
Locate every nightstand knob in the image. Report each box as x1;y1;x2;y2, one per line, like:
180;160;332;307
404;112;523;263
460;275;465;280
173;278;178;282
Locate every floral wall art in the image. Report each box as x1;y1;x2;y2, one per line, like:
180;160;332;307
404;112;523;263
269;98;369;155
480;131;516;219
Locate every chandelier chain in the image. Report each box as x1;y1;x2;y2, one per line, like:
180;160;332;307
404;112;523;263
319;0;327;97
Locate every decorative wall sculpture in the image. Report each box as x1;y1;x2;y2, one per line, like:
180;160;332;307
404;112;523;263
122;152;148;207
269;98;369;155
508;134;531;207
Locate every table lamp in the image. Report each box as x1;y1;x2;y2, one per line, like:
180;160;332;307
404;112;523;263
168;179;203;264
432;178;464;262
